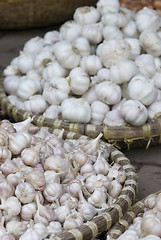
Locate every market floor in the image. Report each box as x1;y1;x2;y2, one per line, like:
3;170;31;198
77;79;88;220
0;26;161;203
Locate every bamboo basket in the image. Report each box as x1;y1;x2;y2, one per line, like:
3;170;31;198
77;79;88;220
42;128;137;240
106;190;161;240
0;77;161;149
0;0;97;30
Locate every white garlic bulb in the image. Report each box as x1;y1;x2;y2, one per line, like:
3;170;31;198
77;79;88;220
120;99;148;126
15;182;36;204
73;6;100;25
73;37;91;57
61;98;91;123
43;105;61;120
91;100;110;125
54;40;81;69
135;7;161;32
95;81;122;105
148;100;161;120
80;55;103;75
102;25;123;40
3;75;21;95
97;39;131;67
103;109;126;127
82;23;103;44
42;77;70;105
23;95;48;114
69;67;90;95
128;74;158;106
135;54;156;78
59;20;82;42
97;0;120;15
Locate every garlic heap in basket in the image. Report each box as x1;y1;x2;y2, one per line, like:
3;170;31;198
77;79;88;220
3;0;161;126
107;193;161;240
0;117;126;239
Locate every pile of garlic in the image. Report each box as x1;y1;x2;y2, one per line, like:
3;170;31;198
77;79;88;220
107;193;161;240
0;117;126;239
3;0;161;127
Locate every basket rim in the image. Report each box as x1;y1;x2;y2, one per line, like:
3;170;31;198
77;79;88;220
40;128;137;240
106;190;161;240
1;77;161;149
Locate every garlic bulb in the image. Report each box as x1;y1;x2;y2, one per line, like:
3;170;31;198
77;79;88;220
103;109;126;127
97;0;120;15
44;30;60;45
6;220;27;239
95;81;122;105
42;61;69;81
109;60;138;84
69;67;90;95
63;211;83;230
61;98;91;123
3;75;21;95
23;36;43;55
21;203;36;221
102;25;123;40
73;6;100;25
43;105;61;120
97;39;131;68
128;74;158;106
101;12;127;28
125;37;141;60
120;99;148;126
148;100;161;120
15;182;36;204
82;86;97;104
0;196;21;217
73;37;91;57
80;55;103;75
135;7;161;32
8;132;31;155
8;95;24;110
59;20;82;42
21;144;41;167
23;95;48;115
140;30;161;57
122;20;138;38
91;100;110;125
17;52;34;74
135;54;156;78
42;78;70;105
54;40;81;69
82;23;103;44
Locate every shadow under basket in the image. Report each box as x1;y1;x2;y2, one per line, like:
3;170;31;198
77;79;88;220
40;128;137;240
0;0;161;30
0;78;161;150
106;190;161;240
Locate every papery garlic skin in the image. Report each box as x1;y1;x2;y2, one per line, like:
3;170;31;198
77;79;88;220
80;55;103;76
91;100;110;125
120;99;148;127
135;54;156;78
125;37;141;60
69;67;90;95
82;23;103;44
59;20;82;42
97;0;120;15
140;31;161;57
135;7;161;32
61;98;91;123
54;40;81;69
43;105;61;120
97;39;131;67
73;37;91;57
148;101;161;120
23;95;48;115
109;60;138;84
73;6;100;25
17;52;34;74
3;75;21;95
102;25;123;40
95;81;122;105
103;109;126;127
128;74;158;106
42;77;70;105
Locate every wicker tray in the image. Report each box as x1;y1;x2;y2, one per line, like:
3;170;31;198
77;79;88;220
0;0;97;30
42;128;137;240
0;77;161;149
106;190;161;240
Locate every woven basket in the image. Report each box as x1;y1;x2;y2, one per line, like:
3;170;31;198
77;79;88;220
106;190;161;240
42;128;137;240
0;0;97;30
0;77;161;149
